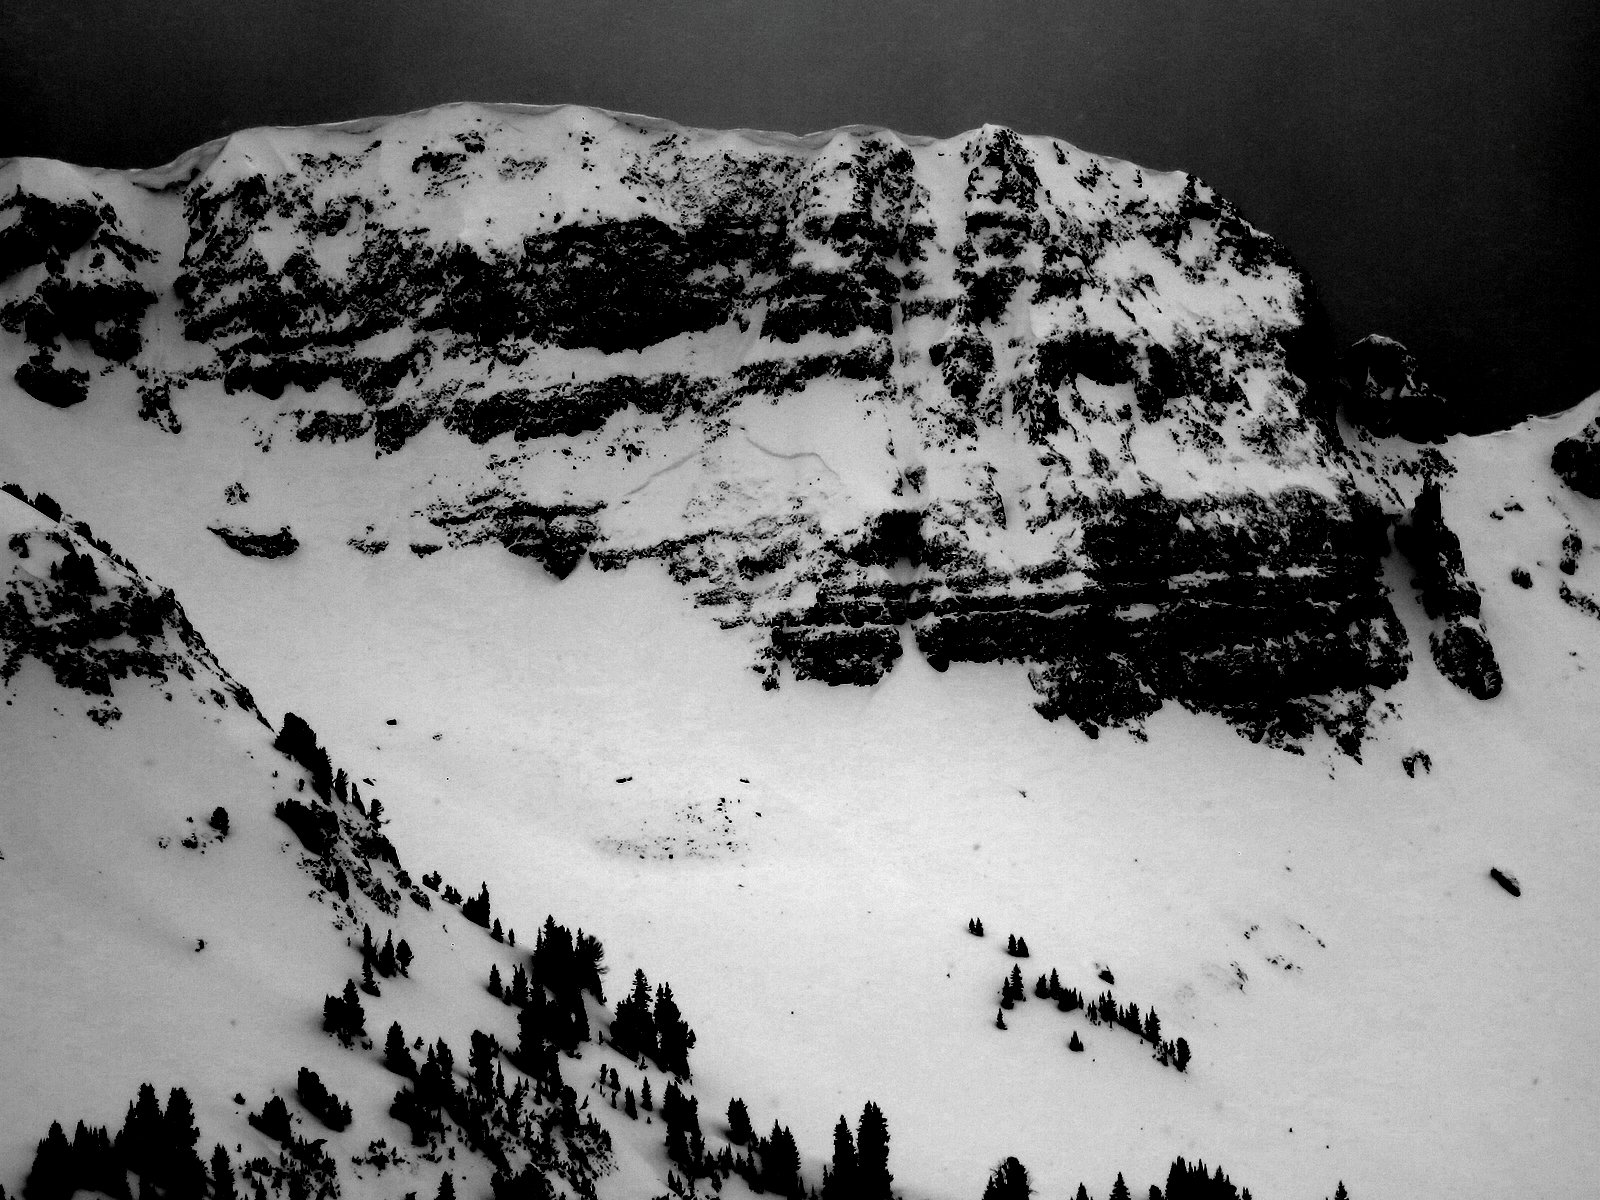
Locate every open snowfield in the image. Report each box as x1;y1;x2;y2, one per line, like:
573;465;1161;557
3;366;1598;1198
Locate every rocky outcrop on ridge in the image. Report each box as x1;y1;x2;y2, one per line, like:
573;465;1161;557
0;103;1506;751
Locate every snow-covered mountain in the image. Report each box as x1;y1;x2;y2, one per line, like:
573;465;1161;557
2;103;1596;1200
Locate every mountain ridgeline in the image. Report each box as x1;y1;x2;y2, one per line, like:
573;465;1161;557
0;103;1506;752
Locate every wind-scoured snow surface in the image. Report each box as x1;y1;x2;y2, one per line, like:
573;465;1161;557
1;103;1598;1200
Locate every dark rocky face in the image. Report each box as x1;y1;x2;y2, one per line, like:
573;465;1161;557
0;105;1503;753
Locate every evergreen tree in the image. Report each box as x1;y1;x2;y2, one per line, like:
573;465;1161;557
463;883;492;928
116;1083;164;1179
1047;969;1061;999
379;931;398;977
1109;1173;1131;1200
68;1122;118;1200
1007;965;1026;1003
1068;1031;1083;1052
162;1087;207;1200
641;1077;653;1111
1174;1038;1190;1073
727;1097;753;1145
612;968;657;1060
489;963;503;997
470;1030;499;1096
362;956;381;997
575;930;608;1001
982;1157;1031;1200
22;1121;71;1200
1015;936;1030;957
248;1096;292;1143
1074;1185;1090;1200
1332;1185;1349;1200
1034;974;1050;1000
492;918;505;942
761;1122;803;1200
995;1008;1007;1030
209;806;230;836
436;1173;455;1200
624;1087;638;1119
821;1116;857;1200
386;1021;415;1076
210;1145;236;1200
654;983;697;1078
1006;934;1017;954
396;938;413;975
856;1101;892;1200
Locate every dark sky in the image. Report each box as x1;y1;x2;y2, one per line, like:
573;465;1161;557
4;0;1596;425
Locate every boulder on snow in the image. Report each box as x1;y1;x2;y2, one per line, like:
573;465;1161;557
208;524;300;558
1552;422;1600;498
1340;334;1450;441
1489;867;1521;897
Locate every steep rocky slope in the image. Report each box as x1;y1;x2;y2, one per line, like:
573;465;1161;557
0;103;1497;755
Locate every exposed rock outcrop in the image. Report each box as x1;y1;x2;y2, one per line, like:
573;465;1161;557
0;104;1477;751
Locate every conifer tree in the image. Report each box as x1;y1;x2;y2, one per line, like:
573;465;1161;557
995;1008;1007;1030
761;1122;803;1200
1332;1184;1349;1200
856;1101;892;1200
1015;936;1029;957
982;1157;1032;1200
624;1087;638;1119
654;983;697;1078
379;930;398;977
470;1030;498;1096
1109;1173;1131;1200
822;1115;857;1200
1074;1184;1090;1200
492;918;505;942
489;963;503;997
396;938;413;975
386;1021;415;1076
436;1173;455;1200
575;930;608;1001
210;1145;236;1200
162;1087;207;1200
1034;973;1050;999
727;1097;753;1145
1008;964;1026;1003
1068;1031;1083;1052
22;1121;71;1200
1142;1010;1161;1047
1174;1037;1190;1073
362;956;381;997
1006;933;1017;954
641;1076;653;1111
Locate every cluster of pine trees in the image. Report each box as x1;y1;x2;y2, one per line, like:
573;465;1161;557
609;967;697;1079
295;1067;352;1131
974;1155;1340;1200
20;1085;224;1200
321;977;368;1046
993;962;1189;1071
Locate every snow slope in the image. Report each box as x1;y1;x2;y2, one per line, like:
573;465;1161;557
2;104;1598;1200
